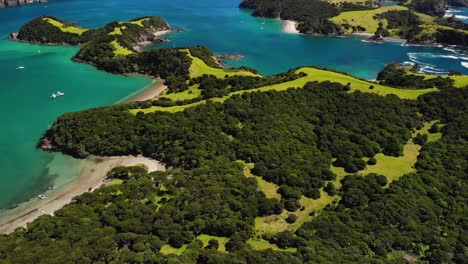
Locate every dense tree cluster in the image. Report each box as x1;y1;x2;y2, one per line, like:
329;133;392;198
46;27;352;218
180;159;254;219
1;85;466;263
292;87;468;263
43;81;419;203
377;63;456;89
188;71;305;99
373;10;422;38
376;11;421;30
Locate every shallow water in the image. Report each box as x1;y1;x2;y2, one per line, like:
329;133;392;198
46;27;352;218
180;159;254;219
0;0;467;212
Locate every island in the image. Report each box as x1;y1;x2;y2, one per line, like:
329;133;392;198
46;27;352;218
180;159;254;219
240;0;468;46
0;15;466;264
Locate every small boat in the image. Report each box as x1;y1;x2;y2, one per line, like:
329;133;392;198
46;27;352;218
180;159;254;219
38;194;46;200
48;186;56;190
51;91;64;99
16;66;25;70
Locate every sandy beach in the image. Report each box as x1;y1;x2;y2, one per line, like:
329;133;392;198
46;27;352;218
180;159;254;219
122;78;167;103
282;20;300;34
0;156;165;234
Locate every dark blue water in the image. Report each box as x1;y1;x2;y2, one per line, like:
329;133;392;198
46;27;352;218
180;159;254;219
446;6;468;23
0;0;467;212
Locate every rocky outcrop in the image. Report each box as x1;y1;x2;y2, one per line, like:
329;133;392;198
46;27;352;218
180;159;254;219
449;0;468;6
410;0;447;17
0;0;47;8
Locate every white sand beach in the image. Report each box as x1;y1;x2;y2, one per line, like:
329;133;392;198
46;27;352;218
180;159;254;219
0;156;164;234
282;20;300;34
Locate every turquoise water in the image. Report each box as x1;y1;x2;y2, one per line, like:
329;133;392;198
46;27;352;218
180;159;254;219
0;0;467;211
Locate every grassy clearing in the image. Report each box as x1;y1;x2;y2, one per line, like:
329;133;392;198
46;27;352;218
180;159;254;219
160;84;202;101
240;161;338;237
416;120;442;142
263;67;436;99
132;67;436;114
183;49;260;79
107;179;124;185
331;121;442;183
247;238;297;252
195;235;229;252
160;244;187;255
128;18;150;27
360;143;420;182
110;40;134;56
160;235;229;255
330;6;408;33
254;192;337;237
241;161;282;200
109;26;126;35
43;17;87;35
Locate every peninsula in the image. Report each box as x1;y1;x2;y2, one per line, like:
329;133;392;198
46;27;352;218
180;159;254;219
240;0;468;46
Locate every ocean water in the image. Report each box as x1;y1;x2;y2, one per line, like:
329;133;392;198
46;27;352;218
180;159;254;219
446;6;468;23
0;0;467;212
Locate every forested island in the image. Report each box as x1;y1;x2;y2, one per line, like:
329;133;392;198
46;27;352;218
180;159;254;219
240;0;468;46
0;15;467;264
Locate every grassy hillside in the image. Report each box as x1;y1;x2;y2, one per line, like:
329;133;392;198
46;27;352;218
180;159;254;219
131;65;441;114
43;17;87;35
183;49;259;78
330;6;432;33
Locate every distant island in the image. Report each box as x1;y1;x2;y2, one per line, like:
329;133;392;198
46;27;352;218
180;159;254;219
240;0;468;46
0;0;47;8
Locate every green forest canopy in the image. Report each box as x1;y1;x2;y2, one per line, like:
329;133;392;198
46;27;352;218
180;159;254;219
1;80;466;263
3;14;466;264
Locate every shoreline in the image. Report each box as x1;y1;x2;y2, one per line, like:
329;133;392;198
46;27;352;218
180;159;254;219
120;78;168;103
0;67;168;235
133;29;172;52
282;20;300;34
0;155;165;235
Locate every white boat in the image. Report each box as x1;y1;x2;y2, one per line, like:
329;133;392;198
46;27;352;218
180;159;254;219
51;91;64;99
16;66;25;70
48;186;56;190
38;194;46;200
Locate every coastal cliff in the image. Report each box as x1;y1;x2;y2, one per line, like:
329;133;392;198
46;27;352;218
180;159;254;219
0;0;46;8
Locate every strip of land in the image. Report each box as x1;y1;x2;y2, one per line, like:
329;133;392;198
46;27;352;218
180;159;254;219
0;156;164;235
